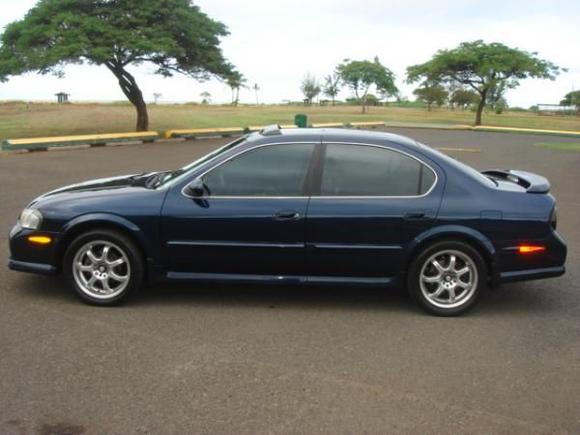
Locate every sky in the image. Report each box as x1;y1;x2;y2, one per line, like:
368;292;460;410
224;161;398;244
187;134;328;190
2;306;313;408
0;0;579;107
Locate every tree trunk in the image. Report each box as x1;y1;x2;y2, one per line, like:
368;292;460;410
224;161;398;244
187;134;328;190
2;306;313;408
361;97;367;114
135;98;149;132
234;87;240;107
106;62;149;131
475;88;488;126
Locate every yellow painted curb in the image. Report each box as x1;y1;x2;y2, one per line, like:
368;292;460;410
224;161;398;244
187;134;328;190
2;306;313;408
349;121;386;128
472;125;580;136
311;122;345;128
165;127;245;139
6;131;158;145
2;131;160;151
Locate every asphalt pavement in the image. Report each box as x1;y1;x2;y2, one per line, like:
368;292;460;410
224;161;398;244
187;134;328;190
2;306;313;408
1;128;579;434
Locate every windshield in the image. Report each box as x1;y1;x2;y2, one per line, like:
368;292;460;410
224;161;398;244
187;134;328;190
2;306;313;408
151;137;247;188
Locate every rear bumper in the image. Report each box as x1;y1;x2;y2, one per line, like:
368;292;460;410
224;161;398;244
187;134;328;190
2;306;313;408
495;230;567;285
499;265;565;284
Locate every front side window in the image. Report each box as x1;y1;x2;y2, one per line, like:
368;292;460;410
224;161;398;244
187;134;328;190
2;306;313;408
202;144;315;196
320;144;436;196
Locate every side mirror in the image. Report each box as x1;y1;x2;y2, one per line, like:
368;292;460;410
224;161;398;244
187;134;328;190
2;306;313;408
185;179;206;197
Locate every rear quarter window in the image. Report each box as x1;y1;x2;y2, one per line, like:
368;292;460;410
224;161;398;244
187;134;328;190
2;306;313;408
320;144;436;196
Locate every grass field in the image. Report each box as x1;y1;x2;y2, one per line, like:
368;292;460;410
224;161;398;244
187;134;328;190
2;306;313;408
1;101;579;140
536;142;580;151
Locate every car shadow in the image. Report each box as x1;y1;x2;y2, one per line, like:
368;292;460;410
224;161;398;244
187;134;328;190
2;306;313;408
14;273;569;316
136;281;417;313
17;274;419;313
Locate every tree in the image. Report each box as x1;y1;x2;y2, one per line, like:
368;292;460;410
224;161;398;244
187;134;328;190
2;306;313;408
0;0;235;131
406;40;561;125
449;88;479;110
253;83;260;105
323;73;341;106
226;71;247;106
413;83;448;111
337;57;398;113
300;73;321;105
200;91;211;104
561;91;580;111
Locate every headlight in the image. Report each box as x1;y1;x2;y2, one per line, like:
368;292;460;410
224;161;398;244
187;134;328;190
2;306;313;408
19;208;43;230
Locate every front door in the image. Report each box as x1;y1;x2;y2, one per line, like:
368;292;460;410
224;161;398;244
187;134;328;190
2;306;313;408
160;143;316;278
306;143;443;281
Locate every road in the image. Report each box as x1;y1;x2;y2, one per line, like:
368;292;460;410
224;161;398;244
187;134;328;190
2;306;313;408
1;128;579;434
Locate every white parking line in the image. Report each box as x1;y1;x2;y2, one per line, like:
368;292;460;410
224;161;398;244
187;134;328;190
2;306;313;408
436;147;481;153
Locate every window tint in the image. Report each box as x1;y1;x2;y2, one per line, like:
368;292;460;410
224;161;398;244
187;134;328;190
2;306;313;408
203;144;315;196
320;144;436;196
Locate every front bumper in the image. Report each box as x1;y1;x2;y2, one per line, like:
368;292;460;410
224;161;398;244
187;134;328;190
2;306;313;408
8;259;58;275
8;223;61;275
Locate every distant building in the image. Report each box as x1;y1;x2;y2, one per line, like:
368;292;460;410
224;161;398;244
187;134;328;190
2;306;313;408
55;92;70;104
537;103;575;114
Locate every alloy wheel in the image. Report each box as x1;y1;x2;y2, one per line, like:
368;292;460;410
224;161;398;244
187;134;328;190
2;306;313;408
419;249;478;309
72;240;131;300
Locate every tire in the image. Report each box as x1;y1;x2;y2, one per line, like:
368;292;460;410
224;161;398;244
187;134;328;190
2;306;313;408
408;240;487;316
63;229;144;306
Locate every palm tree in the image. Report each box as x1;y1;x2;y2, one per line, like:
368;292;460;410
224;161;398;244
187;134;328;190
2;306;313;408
226;72;247;106
253;83;260;105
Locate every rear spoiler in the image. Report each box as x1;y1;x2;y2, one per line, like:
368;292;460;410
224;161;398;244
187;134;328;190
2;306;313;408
481;169;550;194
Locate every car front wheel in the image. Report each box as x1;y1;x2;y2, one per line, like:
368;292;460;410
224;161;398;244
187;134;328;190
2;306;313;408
408;241;486;316
64;229;144;305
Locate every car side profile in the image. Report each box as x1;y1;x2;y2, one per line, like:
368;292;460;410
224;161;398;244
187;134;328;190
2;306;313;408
8;126;567;315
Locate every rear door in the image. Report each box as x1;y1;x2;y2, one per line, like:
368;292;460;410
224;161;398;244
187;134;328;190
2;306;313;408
306;142;443;281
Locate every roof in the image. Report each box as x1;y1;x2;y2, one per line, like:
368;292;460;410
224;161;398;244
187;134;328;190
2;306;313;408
249;125;419;149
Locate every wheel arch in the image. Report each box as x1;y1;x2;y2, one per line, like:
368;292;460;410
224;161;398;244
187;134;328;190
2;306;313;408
55;213;152;270
405;225;499;284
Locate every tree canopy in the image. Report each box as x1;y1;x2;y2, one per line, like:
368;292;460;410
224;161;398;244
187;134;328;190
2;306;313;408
407;40;562;125
300;74;321;105
561;90;580;111
337;57;397;113
322;73;341;106
0;0;236;131
449;88;479;110
413;83;448;111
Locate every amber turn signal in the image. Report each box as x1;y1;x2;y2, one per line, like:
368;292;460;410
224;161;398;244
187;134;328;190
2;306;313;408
518;245;546;254
27;235;52;245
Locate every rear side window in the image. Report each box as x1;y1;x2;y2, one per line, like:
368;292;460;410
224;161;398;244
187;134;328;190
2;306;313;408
320;144;436;196
203;144;315;196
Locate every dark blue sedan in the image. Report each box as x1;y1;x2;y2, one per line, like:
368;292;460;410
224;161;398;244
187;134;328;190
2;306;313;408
8;126;567;315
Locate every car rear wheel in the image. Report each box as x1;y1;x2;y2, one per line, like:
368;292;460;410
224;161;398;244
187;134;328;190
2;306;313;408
408;241;486;316
64;229;144;305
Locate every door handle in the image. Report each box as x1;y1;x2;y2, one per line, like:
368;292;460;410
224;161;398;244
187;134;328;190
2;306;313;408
404;211;427;220
274;210;301;221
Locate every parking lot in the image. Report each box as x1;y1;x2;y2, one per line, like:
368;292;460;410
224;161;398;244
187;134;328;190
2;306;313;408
1;128;579;434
